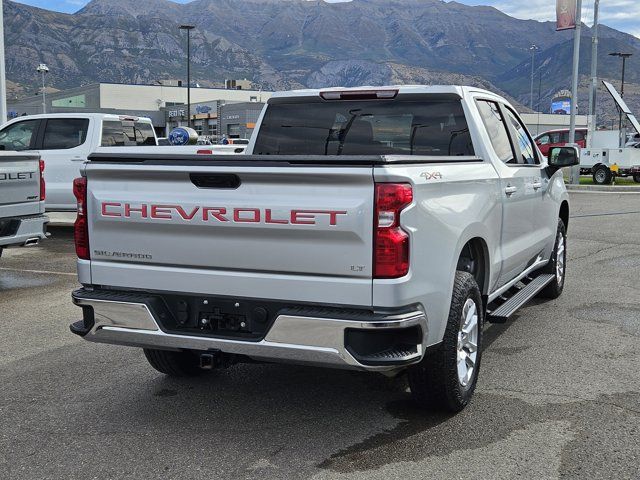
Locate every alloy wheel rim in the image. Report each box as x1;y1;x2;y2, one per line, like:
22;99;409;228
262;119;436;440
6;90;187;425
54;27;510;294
596;170;606;183
556;232;565;286
457;298;479;387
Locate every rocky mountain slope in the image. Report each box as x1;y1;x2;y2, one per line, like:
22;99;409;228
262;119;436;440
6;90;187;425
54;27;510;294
4;0;640;118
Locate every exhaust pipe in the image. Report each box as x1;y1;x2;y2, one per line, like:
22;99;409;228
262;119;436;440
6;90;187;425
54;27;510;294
23;238;40;247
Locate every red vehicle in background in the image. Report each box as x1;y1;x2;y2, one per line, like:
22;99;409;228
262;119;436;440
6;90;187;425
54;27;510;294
535;128;587;156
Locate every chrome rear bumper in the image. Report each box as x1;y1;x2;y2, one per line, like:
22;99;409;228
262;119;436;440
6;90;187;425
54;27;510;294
72;290;428;372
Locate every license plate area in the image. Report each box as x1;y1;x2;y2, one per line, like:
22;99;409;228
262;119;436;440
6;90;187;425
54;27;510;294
160;295;285;340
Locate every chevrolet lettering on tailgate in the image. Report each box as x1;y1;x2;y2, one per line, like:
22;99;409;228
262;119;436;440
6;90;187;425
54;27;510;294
100;202;348;225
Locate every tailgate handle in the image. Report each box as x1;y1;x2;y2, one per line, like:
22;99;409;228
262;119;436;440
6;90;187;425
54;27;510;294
190;173;241;189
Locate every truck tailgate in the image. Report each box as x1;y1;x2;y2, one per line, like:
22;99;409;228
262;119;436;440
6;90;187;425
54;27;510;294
85;160;375;306
0;152;41;218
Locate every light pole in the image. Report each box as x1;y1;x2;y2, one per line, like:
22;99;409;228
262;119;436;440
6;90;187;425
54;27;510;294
568;0;583;185
529;44;538;110
179;25;195;129
609;52;633;140
0;0;7;124
587;0;600;148
36;63;49;114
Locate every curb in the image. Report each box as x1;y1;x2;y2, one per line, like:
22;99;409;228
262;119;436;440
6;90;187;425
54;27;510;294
565;185;640;193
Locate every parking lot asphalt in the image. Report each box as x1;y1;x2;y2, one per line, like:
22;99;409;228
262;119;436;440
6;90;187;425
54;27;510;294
1;192;639;480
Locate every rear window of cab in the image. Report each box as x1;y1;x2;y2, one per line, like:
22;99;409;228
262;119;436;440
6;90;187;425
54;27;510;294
254;98;474;156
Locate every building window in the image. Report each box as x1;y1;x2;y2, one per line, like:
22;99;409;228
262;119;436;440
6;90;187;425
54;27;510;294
52;95;86;108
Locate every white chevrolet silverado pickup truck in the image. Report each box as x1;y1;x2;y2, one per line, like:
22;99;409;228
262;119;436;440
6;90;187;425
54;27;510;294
0;152;48;256
70;86;578;412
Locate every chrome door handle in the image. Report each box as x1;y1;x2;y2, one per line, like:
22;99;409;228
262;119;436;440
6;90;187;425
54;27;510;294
532;181;542;190
505;185;518;196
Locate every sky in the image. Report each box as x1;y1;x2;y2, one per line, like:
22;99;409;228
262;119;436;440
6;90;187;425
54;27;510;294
11;0;640;38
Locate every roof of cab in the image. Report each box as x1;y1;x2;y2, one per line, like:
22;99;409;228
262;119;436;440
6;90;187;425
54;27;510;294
3;113;153;123
269;85;507;102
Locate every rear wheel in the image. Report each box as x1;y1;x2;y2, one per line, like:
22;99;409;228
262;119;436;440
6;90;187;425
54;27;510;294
633;174;640;183
408;272;483;412
538;218;567;299
593;165;612;185
143;348;203;377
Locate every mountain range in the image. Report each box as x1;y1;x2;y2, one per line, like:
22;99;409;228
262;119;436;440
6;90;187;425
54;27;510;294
4;0;640;122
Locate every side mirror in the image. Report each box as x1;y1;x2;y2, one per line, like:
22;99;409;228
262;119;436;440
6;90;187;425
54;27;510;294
548;146;580;170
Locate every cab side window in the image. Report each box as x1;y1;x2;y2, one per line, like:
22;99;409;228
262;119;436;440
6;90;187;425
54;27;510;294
537;134;550;145
101;120;156;146
504;109;539;165
0;120;39;151
549;132;562;144
476;100;516;164
42;119;89;150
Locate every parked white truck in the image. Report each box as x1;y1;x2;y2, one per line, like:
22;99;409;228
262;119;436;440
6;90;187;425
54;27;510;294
0;114;157;211
70;86;577;412
0;114;247;213
0;152;48;256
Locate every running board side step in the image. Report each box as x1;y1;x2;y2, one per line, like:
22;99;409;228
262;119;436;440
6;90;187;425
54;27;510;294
486;274;554;323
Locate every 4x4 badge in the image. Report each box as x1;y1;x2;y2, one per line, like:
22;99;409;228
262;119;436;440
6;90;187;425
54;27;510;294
421;171;443;181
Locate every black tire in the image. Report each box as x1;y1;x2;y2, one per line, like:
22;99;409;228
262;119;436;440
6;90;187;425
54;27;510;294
633;174;640;184
538;218;567;299
143;348;203;377
592;165;612;185
408;272;483;413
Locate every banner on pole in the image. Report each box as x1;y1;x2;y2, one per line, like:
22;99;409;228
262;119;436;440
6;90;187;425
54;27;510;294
556;0;578;31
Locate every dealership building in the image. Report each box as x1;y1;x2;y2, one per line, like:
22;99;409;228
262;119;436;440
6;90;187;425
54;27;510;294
163;100;264;141
7;81;588;141
7;82;271;138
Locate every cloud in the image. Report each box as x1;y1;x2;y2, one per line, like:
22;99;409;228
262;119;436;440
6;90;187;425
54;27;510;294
482;0;640;37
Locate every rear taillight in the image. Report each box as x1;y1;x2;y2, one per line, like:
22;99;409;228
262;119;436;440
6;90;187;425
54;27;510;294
374;183;413;279
73;177;89;260
39;159;45;201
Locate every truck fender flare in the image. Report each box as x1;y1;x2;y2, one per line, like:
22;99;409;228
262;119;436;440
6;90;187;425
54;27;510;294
452;226;492;296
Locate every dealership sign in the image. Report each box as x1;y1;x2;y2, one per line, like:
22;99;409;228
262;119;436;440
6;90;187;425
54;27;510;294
551;90;573;115
168;109;186;118
168;127;199;145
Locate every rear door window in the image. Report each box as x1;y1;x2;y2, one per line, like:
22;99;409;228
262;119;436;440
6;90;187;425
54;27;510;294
476;100;515;164
253;98;474;156
101;120;156;146
0;120;40;151
42;118;89;149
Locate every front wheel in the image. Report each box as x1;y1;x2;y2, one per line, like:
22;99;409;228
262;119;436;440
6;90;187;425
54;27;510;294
538;218;567;299
408;272;483;412
633;174;640;183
